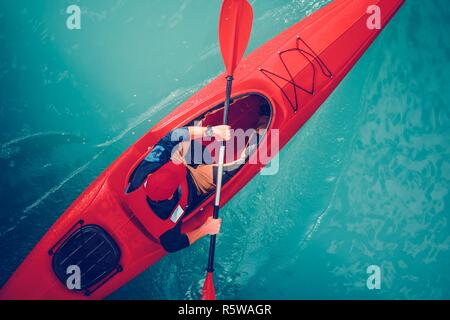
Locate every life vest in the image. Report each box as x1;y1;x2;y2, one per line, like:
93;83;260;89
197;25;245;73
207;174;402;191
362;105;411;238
124;164;190;239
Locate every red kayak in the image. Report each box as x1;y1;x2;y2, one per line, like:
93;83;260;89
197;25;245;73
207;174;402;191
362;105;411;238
1;0;403;300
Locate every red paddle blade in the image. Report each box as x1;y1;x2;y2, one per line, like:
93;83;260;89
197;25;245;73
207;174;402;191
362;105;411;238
219;0;253;76
201;272;216;300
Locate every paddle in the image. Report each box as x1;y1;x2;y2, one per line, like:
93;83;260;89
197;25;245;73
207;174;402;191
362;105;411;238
201;0;253;300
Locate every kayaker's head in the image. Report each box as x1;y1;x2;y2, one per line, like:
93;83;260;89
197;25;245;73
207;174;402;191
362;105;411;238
144;161;185;202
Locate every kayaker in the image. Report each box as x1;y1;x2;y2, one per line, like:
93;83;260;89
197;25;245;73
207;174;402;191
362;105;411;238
127;125;249;253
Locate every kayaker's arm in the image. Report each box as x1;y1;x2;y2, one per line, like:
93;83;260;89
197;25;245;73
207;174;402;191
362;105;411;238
159;223;190;253
186;217;222;245
126;128;191;193
187;125;231;141
211;141;258;172
127;126;231;193
159;217;221;253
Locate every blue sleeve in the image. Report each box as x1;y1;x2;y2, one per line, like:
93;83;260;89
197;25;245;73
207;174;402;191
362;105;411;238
159;127;190;151
126;128;190;193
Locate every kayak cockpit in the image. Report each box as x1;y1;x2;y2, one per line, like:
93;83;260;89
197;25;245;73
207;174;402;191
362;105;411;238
121;93;272;231
189;93;272;164
182;93;272;212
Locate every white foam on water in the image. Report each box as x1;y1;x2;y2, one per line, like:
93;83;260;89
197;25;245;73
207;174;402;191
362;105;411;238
1;79;210;238
1;131;69;148
95;81;208;148
0;150;104;238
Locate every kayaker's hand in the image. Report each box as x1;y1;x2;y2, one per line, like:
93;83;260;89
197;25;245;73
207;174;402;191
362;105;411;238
202;217;222;236
213;125;231;141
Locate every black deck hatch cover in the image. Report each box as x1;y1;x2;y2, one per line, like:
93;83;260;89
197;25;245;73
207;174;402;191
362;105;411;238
51;224;121;291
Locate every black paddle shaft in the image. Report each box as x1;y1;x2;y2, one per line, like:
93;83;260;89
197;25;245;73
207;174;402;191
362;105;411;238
206;75;233;273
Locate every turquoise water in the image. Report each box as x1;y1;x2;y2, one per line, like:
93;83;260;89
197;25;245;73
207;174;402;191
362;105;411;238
1;0;449;300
